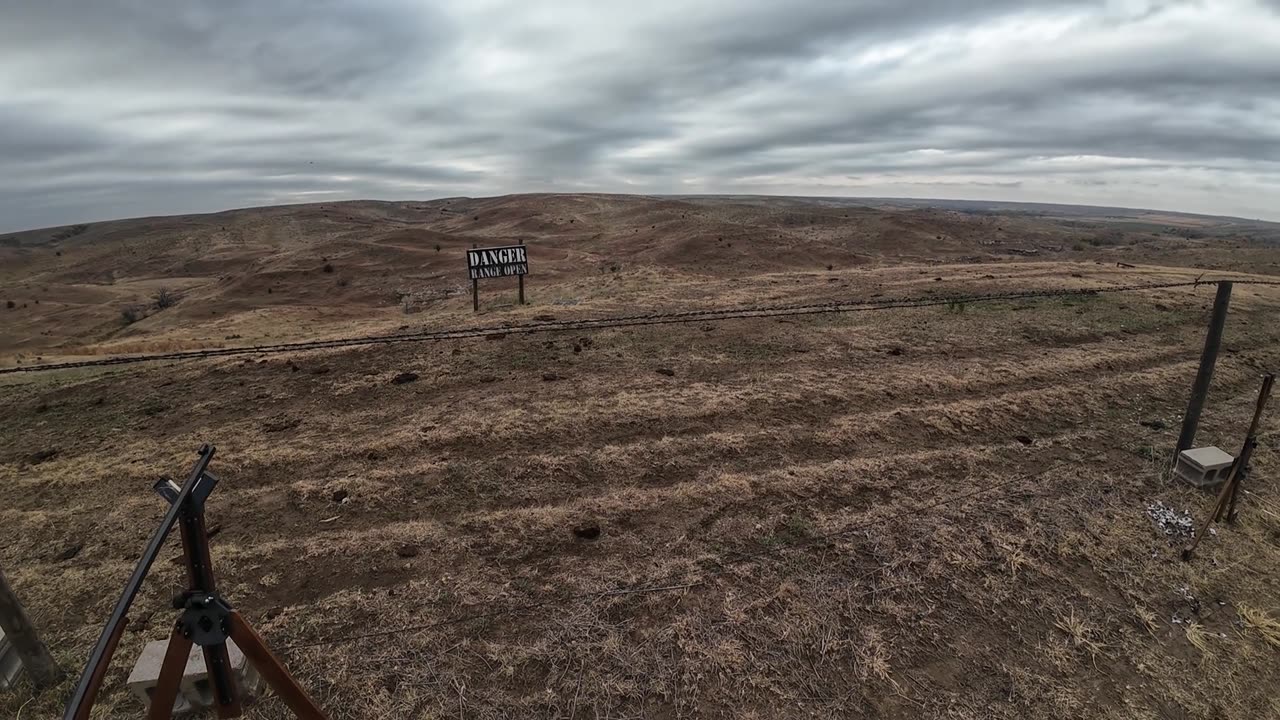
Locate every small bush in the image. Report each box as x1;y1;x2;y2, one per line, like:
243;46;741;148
52;224;90;241
5;300;14;309
322;263;334;273
121;305;144;324
153;287;177;309
336;277;349;287
434;244;442;253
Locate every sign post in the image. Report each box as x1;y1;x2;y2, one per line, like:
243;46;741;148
467;243;529;312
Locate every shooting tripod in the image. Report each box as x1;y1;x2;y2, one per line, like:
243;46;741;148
64;445;326;720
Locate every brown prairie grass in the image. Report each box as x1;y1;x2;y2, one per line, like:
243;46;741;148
1134;604;1160;638
1054;607;1106;658
2;248;1280;719
1239;605;1280;648
1185;622;1216;659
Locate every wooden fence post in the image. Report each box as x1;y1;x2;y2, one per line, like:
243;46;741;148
1175;281;1233;457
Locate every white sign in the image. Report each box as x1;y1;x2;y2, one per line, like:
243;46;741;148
467;245;528;280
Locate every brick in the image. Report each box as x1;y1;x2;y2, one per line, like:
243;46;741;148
127;638;259;714
0;628;25;690
1174;446;1235;488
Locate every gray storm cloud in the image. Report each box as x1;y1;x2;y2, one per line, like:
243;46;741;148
1;0;1278;231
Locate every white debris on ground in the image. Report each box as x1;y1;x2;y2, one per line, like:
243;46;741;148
1172;586;1203;625
1147;500;1195;541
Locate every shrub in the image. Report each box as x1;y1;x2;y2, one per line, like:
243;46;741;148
5;300;13;309
52;224;90;241
322;263;334;273
153;287;177;309
121;305;144;324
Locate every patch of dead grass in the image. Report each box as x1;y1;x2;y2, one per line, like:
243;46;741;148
1239;606;1280;648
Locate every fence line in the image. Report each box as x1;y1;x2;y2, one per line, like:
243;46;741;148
6;279;1275;376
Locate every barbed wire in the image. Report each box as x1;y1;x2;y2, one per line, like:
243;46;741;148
276;460;1073;652
7;278;1275;376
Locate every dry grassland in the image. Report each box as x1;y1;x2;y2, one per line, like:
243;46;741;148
2;196;1280;718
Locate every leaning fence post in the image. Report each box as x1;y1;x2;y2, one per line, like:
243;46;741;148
1175;281;1232;458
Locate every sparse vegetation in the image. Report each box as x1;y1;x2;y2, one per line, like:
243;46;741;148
1240;605;1280;648
152;287;177;309
120;305;144;324
51;223;89;241
4;300;13;309
2;195;1280;719
1085;232;1123;247
322;263;335;273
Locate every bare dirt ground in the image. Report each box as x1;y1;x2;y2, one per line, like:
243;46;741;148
3;195;1280;719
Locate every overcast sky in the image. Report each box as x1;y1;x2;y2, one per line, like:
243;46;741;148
2;0;1279;231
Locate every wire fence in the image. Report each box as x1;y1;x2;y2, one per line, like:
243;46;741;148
5;278;1277;376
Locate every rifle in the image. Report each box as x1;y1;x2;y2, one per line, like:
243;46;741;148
64;445;215;720
63;444;325;720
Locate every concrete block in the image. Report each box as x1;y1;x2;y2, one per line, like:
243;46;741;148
0;628;25;690
1174;446;1235;488
127;638;259;714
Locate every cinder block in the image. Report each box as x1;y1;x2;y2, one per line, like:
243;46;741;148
0;628;25;690
1174;446;1235;488
127;638;259;714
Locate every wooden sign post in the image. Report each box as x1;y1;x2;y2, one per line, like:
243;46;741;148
467;242;529;312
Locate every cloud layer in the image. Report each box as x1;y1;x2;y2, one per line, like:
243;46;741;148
2;0;1279;230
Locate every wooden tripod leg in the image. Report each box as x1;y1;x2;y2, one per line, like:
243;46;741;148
226;611;327;720
149;625;193;720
